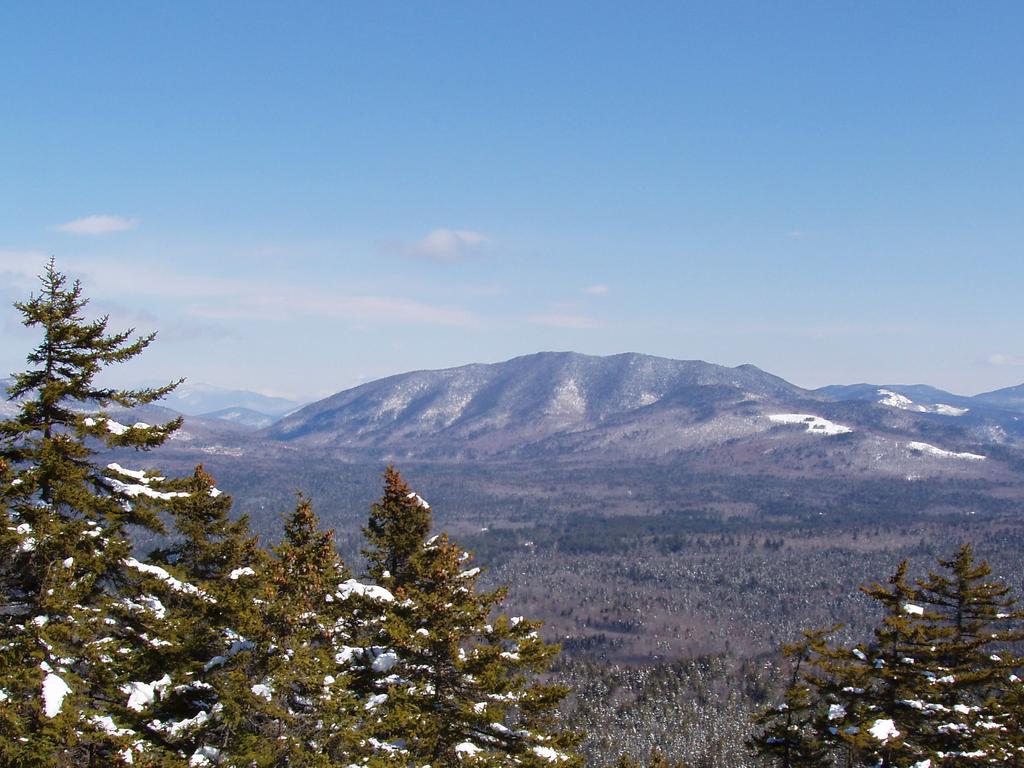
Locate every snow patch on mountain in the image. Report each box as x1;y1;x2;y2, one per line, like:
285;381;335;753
768;414;853;436
547;378;586;416
637;392;659;406
878;389;968;416
420;392;474;427
906;441;985;461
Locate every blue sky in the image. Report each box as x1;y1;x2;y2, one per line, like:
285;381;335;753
1;2;1021;400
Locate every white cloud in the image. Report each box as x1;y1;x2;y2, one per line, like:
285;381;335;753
3;254;482;337
55;215;137;235
74;260;481;329
582;284;609;295
405;228;487;263
988;353;1024;367
528;313;603;330
0;250;49;283
186;292;475;327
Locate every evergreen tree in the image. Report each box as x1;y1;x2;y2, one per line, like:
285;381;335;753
362;465;431;588
760;546;1024;768
748;628;832;768
262;494;359;765
136;466;274;767
801;561;942;767
840;561;931;766
355;467;581;767
145;486;365;767
991;675;1024;767
0;260;185;766
909;543;1023;766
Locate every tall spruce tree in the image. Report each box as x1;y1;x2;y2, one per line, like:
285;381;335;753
0;260;184;766
263;494;359;765
144;486;367;767
757;546;1024;768
748;628;832;768
362;465;431;588
843;561;932;766
908;544;1023;766
354;467;581;767
137;466;274;767
801;562;939;767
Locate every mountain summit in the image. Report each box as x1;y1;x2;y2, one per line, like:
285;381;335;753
265;351;811;457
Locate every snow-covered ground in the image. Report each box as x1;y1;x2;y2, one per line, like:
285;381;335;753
906;441;985;461
878;389;968;416
768;413;853;436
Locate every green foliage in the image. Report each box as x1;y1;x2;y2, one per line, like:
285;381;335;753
262;494;358;764
747;629;832;768
357;467;582;766
0;260;183;766
910;543;1024;766
362;464;431;586
751;545;1024;768
142;466;274;766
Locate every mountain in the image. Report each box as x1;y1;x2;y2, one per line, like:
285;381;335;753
262;352;1023;472
7;356;1024;473
105;403;257;442
816;383;977;414
199;407;280;429
158;382;302;417
265;352;805;454
973;383;1024;413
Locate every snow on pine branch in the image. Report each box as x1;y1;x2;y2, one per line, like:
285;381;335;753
123;558;213;602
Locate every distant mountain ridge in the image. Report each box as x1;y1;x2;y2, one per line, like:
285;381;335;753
261;352;1024;470
974;383;1024;412
158;382;302;418
6;358;1024;473
265;352;807;451
199;407;280;430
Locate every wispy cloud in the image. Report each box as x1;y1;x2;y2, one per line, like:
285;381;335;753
403;228;488;263
582;284;609;295
55;214;137;235
528;313;603;330
187;292;476;327
988;353;1024;367
7;255;482;330
92;299;236;343
0;250;49;283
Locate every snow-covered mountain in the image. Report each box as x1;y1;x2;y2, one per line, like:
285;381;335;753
265;352;805;452
262;352;1024;472
6;356;1024;480
817;383;977;414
